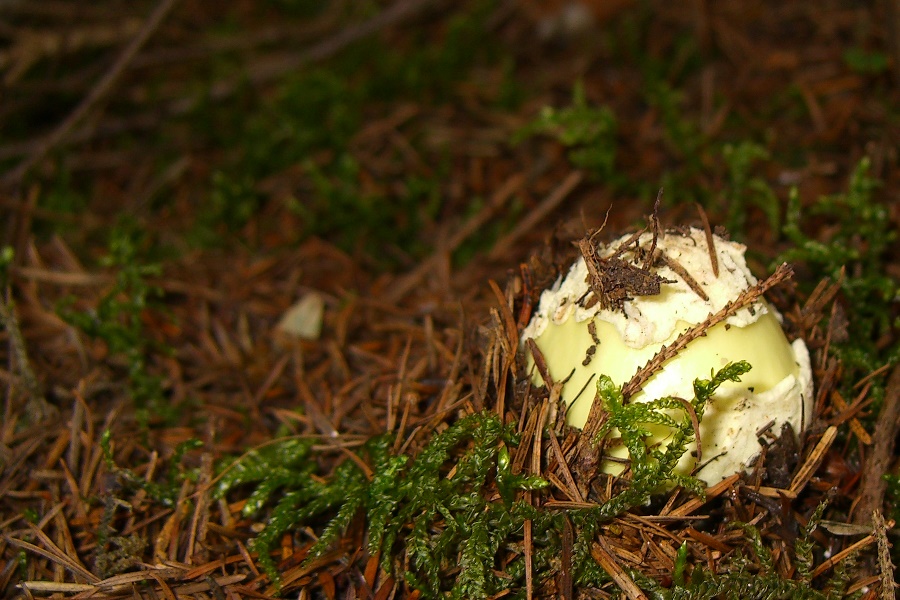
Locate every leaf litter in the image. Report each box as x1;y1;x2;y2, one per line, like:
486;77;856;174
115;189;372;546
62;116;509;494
0;0;898;598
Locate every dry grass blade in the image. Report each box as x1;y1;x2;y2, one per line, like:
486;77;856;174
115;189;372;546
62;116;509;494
5;528;99;584
18;581;95;593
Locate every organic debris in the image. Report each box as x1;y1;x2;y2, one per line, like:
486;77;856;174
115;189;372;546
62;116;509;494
0;0;897;598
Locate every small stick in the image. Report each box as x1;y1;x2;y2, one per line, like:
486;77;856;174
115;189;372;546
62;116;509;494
488;170;584;260
524;517;534;599
560;516;574;600
591;537;648;600
854;362;892;390
874;510;897;600
549;429;584;503
656;249;709;301
668;474;740;517
621;263;793;399
686;527;732;553
831;389;872;446
17;582;94;593
387;173;523;302
642;190;663;270
789;425;838;496
609;228;646;260
696;203;718;277
853;366;900;524
809;530;878;579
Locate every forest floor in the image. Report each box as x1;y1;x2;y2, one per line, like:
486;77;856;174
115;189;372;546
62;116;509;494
0;1;898;598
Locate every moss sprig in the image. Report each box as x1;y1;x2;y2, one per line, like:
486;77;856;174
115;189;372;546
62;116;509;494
595;361;752;515
779;158;898;387
514;81;618;180
58;222;171;428
214;412;549;594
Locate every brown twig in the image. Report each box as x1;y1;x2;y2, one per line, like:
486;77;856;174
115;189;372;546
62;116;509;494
574;263;792;467
874;509;897;600
810;530;879;579
487;170;584;261
642;190;663;271
591;537;648;600
560;516;574;600
789;425;838;496
831;388;873;446
656;249;709;301
2;0;181;188
853;366;900;525
621;262;793;399
696;203;718;277
386;173;524;303
667;474;740;517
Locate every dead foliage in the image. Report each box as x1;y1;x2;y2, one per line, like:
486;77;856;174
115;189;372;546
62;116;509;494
0;0;898;598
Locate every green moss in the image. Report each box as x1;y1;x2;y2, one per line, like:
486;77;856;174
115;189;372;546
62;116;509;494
778;157;897;568
215;412;547;593
94;432;199;577
514;81;619;181
188;1;504;263
94;531;147;578
778;159;899;390
658;503;859;600
842;48;889;75
213;362;855;597
721;141;780;235
57;222;177;427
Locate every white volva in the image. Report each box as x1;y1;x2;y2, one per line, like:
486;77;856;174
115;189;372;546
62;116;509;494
521;227;813;485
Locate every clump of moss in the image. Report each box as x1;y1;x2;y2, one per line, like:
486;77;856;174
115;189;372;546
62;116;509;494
214;362;851;597
778;158;898;392
57;223;175;427
514;81;618;181
215;412;547;596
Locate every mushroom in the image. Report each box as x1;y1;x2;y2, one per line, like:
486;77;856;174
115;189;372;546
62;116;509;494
521;227;813;485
